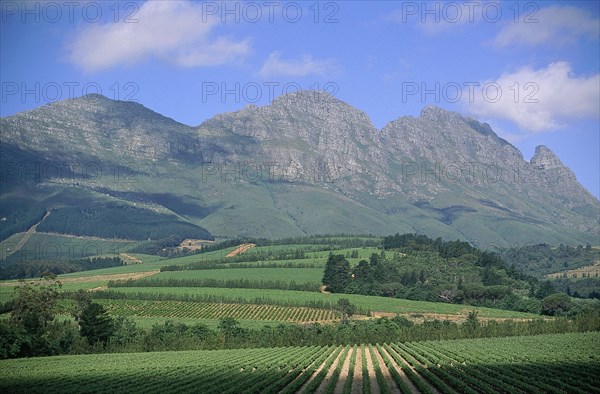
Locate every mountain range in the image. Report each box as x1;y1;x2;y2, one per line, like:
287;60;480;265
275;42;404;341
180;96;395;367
1;91;598;248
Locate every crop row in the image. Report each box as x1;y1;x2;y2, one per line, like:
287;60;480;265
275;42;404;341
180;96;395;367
2;332;598;393
99;299;338;323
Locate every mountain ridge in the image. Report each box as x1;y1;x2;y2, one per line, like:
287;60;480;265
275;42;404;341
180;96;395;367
1;92;598;247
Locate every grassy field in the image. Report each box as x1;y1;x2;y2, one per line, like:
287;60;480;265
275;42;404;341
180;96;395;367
0;287;15;303
1;332;597;393
152;268;324;284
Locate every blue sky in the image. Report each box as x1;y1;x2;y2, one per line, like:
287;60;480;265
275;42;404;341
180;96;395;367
1;0;599;197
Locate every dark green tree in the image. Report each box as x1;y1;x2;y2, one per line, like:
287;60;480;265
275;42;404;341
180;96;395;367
7;278;70;356
536;280;557;299
71;289;92;323
219;317;243;347
11;279;60;336
482;267;502;285
336;298;356;323
369;253;379;266
218;317;240;335
322;254;351;293
541;293;572;316
463;310;479;337
79;303;114;346
111;316;141;347
353;260;372;281
0;320;27;359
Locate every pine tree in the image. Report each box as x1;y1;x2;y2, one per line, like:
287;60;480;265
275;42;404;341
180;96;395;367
79;303;114;346
322;254;351;292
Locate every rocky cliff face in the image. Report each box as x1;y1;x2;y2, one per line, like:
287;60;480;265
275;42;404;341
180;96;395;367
200;92;381;190
1;91;598;245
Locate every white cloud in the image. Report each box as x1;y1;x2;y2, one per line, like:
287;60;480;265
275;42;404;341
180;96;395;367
259;51;336;78
68;1;250;72
466;62;600;132
494;5;599;47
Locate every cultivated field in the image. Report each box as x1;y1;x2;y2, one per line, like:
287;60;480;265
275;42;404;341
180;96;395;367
99;299;338;323
1;238;543;329
1;332;598;393
102;286;539;319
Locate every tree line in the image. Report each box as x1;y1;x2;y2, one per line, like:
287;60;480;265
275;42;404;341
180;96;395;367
2;281;599;359
139;234;380;259
108;277;320;292
0;257;124;280
161;261;321;272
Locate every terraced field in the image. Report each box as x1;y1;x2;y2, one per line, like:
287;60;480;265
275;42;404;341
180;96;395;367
2;332;598;393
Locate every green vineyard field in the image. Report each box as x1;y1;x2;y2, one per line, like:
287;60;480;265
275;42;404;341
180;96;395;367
99;299;339;323
105;286;540;319
2;332;598;393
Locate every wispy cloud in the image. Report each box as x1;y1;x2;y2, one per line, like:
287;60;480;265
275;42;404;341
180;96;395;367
259;51;336;78
494;5;599;47
67;1;250;72
466;62;600;132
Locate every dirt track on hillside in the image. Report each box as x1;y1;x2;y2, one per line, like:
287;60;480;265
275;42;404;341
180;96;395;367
226;243;256;257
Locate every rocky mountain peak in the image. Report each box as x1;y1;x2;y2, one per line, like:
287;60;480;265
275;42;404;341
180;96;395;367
270;90;373;127
206;90;377;144
271;89;338;106
0;93;197;163
419;105;458;119
530;145;565;170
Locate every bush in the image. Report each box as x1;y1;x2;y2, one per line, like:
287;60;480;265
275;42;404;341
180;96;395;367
542;293;572;316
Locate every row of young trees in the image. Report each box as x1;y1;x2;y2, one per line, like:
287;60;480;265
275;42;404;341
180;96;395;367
108;277;319;292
